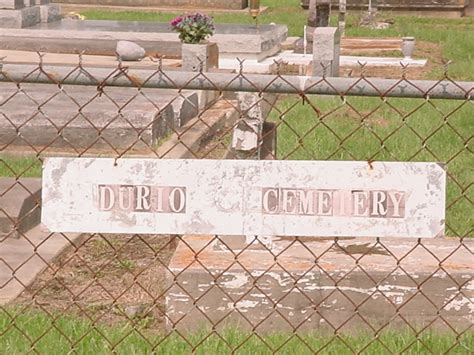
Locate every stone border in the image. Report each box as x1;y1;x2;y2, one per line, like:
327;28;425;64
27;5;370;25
58;3;269;14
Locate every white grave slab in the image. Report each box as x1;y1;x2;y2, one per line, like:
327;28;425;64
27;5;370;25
42;158;445;238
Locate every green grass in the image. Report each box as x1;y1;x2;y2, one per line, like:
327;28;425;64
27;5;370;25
0;155;42;178
269;95;473;237
79;0;474;80
0;310;472;354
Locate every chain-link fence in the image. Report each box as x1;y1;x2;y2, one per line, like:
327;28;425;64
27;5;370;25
0;57;472;353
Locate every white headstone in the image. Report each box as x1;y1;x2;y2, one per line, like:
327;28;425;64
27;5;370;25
312;27;340;77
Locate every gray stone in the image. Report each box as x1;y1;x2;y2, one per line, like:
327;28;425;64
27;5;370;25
181;43;219;109
306;0;330;42
40;3;60;23
0;5;40;28
123;304;150;319
0;177;41;238
116;40;146;61
172;92;199;127
0;21;287;61
166;235;474;332
55;0;248;9
230;92;277;158
0;83;177;149
181;43;215;72
312;27;340;77
0;0;24;10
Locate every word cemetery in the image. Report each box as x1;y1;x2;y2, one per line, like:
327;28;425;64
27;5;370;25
261;188;405;218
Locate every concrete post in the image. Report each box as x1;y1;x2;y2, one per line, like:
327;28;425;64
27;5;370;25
181;42;219;110
339;0;346;36
312;27;340;77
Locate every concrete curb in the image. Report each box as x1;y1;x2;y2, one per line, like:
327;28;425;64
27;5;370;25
58;4;269;14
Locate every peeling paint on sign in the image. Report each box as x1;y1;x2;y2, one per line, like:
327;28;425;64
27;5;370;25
42;158;446;238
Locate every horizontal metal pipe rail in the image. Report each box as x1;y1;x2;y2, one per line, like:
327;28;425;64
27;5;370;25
1;63;473;100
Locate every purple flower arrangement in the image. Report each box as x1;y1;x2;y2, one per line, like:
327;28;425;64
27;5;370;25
170;13;215;44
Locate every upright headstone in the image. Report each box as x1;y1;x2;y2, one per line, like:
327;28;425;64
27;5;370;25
312;27;340;77
295;0;330;54
306;0;330;42
217;92;277;251
229;92;277;160
37;0;61;24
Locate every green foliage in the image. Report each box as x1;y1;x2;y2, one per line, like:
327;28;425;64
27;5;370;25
0;309;472;354
0;155;42;178
170;13;215;44
268;96;473;237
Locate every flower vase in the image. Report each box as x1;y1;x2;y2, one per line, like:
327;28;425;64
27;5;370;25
401;37;415;60
181;42;219;72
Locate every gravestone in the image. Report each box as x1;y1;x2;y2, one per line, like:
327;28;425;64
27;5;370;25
217;92;277;251
295;0;331;54
0;0;60;28
312;27;340;77
306;0;330;42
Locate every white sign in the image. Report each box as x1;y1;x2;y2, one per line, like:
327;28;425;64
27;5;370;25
41;158;446;238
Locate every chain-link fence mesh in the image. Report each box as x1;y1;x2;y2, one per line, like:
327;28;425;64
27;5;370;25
0;56;472;353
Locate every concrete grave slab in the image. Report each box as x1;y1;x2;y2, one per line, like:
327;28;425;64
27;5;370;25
0;225;82;304
0;5;40;28
166;234;473;333
0;21;288;61
0;83;203;150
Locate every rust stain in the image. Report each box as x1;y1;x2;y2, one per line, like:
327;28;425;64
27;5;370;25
128;74;143;87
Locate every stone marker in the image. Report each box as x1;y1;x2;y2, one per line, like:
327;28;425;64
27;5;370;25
116;40;146;61
181;43;219;72
306;0;330;42
312;27;340;77
42;158;446;238
0;0;59;28
295;0;330;54
229;92;277;160
181;42;219;109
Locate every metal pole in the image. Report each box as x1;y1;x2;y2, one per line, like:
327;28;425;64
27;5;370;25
0;64;472;100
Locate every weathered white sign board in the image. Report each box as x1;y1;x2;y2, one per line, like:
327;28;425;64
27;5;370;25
41;158;446;238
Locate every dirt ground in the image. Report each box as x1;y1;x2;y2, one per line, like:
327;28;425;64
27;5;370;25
16;234;179;330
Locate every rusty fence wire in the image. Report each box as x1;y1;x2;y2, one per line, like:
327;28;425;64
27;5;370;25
0;57;472;354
